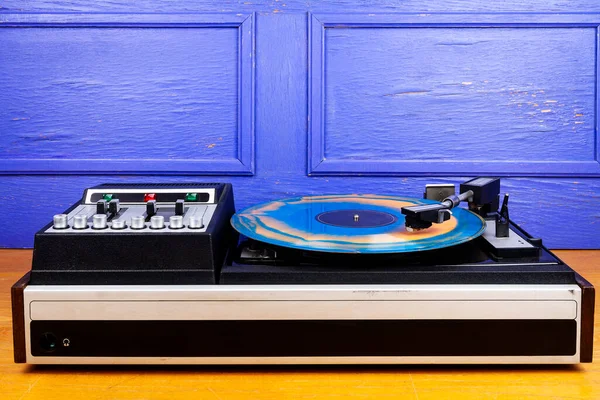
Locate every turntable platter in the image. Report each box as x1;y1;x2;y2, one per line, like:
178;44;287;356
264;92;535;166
230;195;486;254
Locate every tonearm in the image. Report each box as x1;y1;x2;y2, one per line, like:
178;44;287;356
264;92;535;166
401;177;501;231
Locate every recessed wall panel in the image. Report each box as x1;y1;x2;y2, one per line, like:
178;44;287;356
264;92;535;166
0;14;255;174
309;14;600;176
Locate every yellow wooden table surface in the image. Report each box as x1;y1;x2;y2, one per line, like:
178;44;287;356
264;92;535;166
1;249;600;400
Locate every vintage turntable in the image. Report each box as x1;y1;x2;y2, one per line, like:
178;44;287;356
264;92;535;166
12;178;594;364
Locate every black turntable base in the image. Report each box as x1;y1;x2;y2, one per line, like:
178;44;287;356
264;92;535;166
222;221;575;285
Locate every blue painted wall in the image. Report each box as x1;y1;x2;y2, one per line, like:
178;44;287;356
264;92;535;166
1;1;600;249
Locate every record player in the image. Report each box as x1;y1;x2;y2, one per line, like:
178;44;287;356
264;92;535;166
11;178;594;365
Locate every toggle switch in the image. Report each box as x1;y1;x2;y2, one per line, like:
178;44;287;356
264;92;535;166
169;215;184;229
175;199;185;216
96;200;108;214
150;215;165;229
146;200;157;218
92;214;108;229
72;215;88;230
130;216;146;230
111;219;126;230
188;215;204;229
53;214;68;229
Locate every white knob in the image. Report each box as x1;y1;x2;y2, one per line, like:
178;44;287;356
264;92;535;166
169;215;184;229
131;216;146;230
92;214;108;229
111;219;126;230
188;215;204;229
150;215;165;229
53;214;68;229
72;215;88;229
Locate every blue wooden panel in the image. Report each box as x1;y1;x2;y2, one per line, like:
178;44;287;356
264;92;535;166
309;14;600;177
0;6;598;250
0;13;255;175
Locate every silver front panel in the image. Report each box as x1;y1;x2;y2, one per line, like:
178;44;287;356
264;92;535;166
23;284;582;364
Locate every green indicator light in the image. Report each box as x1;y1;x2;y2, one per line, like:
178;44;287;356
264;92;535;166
185;193;198;201
103;194;114;201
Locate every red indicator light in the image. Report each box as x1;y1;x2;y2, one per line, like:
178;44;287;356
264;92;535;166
144;193;156;202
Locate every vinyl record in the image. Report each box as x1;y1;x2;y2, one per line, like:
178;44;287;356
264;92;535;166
230;194;486;254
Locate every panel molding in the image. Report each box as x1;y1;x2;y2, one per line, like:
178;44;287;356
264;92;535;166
0;13;255;175
308;13;600;177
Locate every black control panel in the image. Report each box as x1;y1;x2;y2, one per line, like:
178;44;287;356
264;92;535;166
30;183;236;285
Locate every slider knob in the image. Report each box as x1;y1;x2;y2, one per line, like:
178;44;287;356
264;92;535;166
175;199;185;216
108;199;120;215
130;216;146;230
188;215;204;229
53;214;68;229
150;215;165;229
72;215;88;230
96;200;108;215
92;214;108;230
169;215;184;229
146;200;157;217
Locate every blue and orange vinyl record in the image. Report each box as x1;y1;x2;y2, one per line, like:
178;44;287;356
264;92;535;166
230;194;486;254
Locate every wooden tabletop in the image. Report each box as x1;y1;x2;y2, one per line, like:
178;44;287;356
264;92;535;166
1;249;600;400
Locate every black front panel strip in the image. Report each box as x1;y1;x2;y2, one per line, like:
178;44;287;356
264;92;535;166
31;320;576;358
